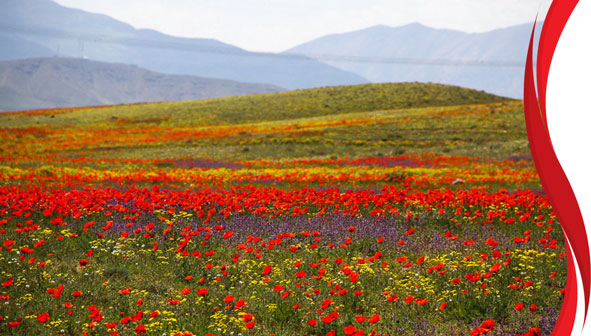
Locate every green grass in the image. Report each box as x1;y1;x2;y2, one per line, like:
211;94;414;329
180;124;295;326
0;82;528;164
0;82;509;128
49;100;529;162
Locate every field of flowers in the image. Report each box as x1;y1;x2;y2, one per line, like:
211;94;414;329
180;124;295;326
0;84;565;335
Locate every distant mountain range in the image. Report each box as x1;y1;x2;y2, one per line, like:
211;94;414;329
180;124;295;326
286;22;540;98
0;0;368;90
0;0;539;110
0;58;283;112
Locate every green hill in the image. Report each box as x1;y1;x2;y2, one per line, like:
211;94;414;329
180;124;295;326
1;82;508;128
0;83;526;161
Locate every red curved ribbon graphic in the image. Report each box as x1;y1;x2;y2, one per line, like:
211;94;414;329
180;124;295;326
523;1;590;334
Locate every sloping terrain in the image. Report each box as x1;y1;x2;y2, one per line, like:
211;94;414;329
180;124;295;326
0;57;283;111
0;82;524;161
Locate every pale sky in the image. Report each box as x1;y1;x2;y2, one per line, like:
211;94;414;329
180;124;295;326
52;0;552;53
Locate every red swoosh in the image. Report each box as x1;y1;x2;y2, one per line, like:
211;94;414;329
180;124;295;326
523;1;590;334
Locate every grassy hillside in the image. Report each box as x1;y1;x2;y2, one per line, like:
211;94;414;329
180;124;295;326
0;83;525;163
1;82;508;127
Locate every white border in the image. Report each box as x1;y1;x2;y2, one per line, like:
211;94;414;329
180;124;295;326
546;0;591;334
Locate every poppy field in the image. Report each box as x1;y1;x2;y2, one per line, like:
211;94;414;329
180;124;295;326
0;84;566;335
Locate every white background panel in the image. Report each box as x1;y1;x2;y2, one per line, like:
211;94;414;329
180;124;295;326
546;0;591;334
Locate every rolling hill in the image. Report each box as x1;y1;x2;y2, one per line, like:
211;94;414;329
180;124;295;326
0;0;368;90
0;83;526;161
0;57;284;112
0;82;509;126
286;22;541;98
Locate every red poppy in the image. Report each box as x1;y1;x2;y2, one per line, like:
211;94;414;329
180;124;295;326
235;299;246;309
321;298;333;309
481;319;494;330
262;265;273;275
344;325;357;335
322;312;339;324
135;324;147;334
368;314;380;323
37;313;50;323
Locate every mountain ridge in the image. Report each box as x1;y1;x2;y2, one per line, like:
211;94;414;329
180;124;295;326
0;57;284;112
0;0;368;90
286;21;540;98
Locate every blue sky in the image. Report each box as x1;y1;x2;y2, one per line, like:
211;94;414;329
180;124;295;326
52;0;551;52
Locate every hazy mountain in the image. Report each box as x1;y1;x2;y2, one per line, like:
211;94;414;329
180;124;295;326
0;0;368;90
0;57;283;112
286;22;541;98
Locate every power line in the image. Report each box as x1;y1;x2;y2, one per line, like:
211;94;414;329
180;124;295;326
1;23;527;68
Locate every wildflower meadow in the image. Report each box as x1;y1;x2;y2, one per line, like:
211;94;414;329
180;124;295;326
0;84;565;335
